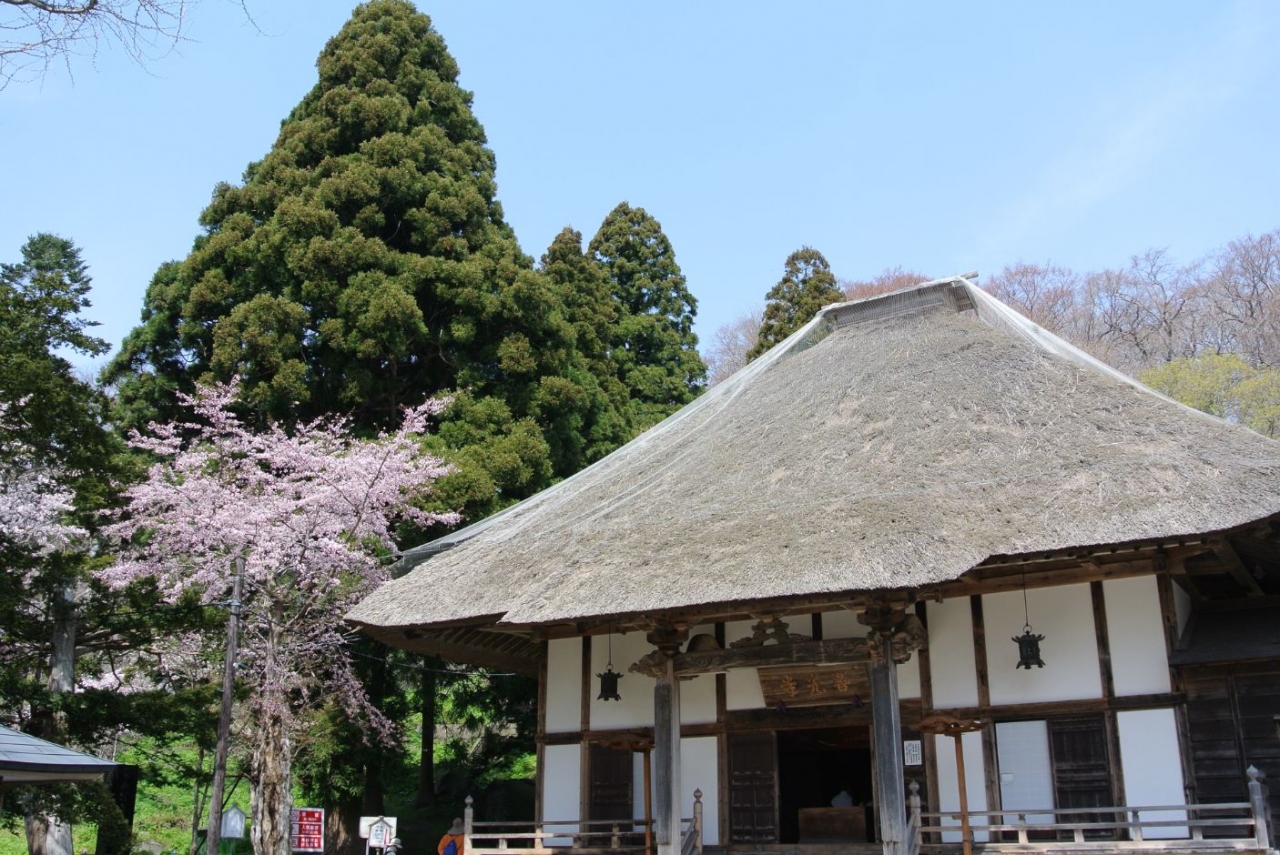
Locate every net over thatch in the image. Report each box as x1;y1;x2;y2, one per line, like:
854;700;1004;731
348;277;1280;637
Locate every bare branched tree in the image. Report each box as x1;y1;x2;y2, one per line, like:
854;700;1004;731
1;0;191;87
704;308;762;386
842;266;929;302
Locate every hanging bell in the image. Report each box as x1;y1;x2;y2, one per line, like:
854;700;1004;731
597;664;623;701
1013;626;1046;669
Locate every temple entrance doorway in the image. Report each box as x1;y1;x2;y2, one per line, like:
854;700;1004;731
777;726;873;844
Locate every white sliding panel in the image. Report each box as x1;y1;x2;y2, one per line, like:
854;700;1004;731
995;721;1054;824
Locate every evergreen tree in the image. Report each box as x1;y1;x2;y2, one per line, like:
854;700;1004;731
748;246;844;360
99;5;650;847
0;235;219;855
103;0;590;504
538;227;635;467
588;202;706;428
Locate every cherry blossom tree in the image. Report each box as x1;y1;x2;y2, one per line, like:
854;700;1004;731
0;401;83;554
103;381;458;855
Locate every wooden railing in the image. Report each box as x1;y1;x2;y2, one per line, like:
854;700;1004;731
680;790;704;855
908;767;1273;852
462;789;704;855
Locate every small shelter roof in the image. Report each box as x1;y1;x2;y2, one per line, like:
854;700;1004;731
348;277;1280;653
0;725;117;784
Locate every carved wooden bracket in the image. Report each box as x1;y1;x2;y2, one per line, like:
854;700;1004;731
729;617;811;649
630;635;875;679
864;613;928;665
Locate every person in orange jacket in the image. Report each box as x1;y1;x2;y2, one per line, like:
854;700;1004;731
438;818;465;855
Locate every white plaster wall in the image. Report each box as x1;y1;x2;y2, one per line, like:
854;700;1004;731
628;737;720;844
725;620;766;710
986;585;1102;705
681;737;720;845
542;743;582;837
822;609;867;639
591;631;656;729
934;730;988;842
1173;582;1192;643
926;599;979;708
897;653;921;701
1104;576;1171;696
546;638;583;733
680;624;718;725
995;720;1054;823
1117;708;1188;838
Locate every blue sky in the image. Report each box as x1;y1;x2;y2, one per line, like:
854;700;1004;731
2;1;1278;370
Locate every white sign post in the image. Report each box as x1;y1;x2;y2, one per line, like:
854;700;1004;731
360;816;398;855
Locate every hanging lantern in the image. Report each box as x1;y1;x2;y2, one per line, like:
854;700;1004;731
597;627;623;701
1013;569;1046;669
1013;626;1046;669
597;664;623;701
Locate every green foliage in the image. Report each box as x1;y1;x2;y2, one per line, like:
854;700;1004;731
589;202;706;428
0;234;119;506
538;228;637;467
1141;353;1280;438
103;0;656;530
748;246;843;360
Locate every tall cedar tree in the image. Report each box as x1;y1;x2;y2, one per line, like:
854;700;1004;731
539;227;636;466
748;246;844;360
99;2;632;847
588;203;706;428
104;0;612;504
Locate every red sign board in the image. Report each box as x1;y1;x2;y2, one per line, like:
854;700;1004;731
291;807;325;853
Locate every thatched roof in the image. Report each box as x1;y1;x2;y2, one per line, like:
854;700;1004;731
348;277;1280;646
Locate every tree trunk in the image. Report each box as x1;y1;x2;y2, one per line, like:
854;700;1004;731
415;656;440;807
251;707;294;855
362;654;388;817
26;583;77;855
327;798;364;855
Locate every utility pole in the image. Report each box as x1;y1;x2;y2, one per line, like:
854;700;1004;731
205;555;244;855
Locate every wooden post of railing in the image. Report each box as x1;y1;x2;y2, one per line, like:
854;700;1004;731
693;788;704;855
612;823;621;850
1129;808;1144;842
1016;813;1028;845
1248;766;1271;851
465;795;474;835
908;781;922;853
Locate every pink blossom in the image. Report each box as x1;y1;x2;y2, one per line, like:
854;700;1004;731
102;381;459;849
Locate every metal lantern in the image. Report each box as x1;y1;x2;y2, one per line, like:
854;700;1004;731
1013;569;1045;669
1014;626;1046;669
220;804;247;840
597;628;623;701
597;664;623;701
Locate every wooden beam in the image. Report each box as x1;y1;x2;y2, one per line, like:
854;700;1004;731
939;558;1157;599
915;603;941;824
632;635;873;678
928;691;1185;722
580;635;593;825
1091;582;1116;700
535;641;549;824
1214;539;1266;597
969;596;1000;830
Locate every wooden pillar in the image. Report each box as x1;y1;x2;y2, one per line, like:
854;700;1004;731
869;631;906;855
649;626;687;855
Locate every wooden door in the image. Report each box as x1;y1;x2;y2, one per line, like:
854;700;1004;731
728;732;778;843
1048;715;1113;838
589;744;634;822
1186;667;1280;835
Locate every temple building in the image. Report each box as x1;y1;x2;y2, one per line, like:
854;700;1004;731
348;276;1280;855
